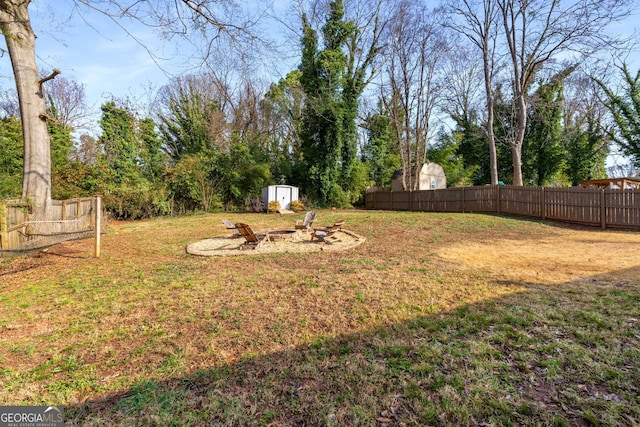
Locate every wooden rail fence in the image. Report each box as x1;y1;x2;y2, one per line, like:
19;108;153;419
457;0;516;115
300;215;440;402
365;185;640;230
0;196;103;257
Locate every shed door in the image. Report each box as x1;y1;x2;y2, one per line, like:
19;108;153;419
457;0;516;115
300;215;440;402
276;186;292;209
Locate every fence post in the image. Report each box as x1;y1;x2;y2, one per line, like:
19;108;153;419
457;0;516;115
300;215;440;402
541;187;546;220
0;201;7;250
496;185;501;214
600;189;606;229
94;196;101;258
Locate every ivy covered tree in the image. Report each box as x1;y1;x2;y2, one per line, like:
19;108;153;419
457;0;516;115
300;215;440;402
98;102;140;182
298;0;381;206
46;105;74;171
595;63;640;168
47;104;77;199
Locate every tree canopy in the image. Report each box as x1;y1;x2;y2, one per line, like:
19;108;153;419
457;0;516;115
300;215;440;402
0;0;638;218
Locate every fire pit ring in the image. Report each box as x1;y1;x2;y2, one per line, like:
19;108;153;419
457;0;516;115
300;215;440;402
267;229;300;242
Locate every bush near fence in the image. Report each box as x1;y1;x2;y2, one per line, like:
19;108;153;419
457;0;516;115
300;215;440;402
365;185;640;230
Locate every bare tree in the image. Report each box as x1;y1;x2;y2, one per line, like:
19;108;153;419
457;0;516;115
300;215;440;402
72;133;100;165
0;0;267;211
381;1;447;191
45;76;91;130
497;0;632;185
0;88;19;118
440;42;484;126
446;0;500;185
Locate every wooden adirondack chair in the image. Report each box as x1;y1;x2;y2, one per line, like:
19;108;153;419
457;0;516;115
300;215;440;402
295;210;317;232
222;219;241;238
311;220;345;244
234;223;270;250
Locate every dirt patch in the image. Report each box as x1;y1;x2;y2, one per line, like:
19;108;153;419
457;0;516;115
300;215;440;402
185;229;365;256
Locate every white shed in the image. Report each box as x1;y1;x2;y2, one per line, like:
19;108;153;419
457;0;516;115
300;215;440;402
391;163;447;191
262;185;299;210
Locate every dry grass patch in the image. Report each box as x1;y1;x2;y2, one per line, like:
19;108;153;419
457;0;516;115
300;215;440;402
439;231;640;284
0;211;639;426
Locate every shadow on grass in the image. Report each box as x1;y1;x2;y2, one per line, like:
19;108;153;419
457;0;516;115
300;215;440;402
66;266;640;426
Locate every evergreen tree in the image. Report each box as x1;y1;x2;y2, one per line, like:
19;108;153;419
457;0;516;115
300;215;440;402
158;80;222;162
595;64;640;168
97;101;167;218
47;104;74;171
454;114;492;185
428;129;479;187
261;71;305;185
0;116;23;197
564;117;608;185
98;101;140;183
47;103;80;199
138;117;166;183
523;77;567;186
361;106;399;187
491;86;523;184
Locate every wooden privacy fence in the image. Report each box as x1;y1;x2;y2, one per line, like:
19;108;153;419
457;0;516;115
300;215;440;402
365;185;640;230
0;196;103;257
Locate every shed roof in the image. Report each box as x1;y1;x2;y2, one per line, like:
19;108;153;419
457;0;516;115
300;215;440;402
391;163;444;179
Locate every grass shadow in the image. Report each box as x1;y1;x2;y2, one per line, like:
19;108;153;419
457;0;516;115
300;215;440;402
64;266;640;426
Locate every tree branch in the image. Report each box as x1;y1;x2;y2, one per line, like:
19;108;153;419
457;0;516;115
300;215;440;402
39;69;61;85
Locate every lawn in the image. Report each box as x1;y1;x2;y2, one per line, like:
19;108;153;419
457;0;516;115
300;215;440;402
1;210;639;426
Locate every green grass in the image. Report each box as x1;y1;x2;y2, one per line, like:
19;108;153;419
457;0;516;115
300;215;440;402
0;210;639;426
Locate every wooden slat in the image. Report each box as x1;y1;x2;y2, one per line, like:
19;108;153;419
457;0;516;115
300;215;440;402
0;202;7;250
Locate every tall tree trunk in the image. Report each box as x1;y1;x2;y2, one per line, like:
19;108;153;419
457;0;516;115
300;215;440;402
482;41;498;185
0;0;52;210
511;91;527;186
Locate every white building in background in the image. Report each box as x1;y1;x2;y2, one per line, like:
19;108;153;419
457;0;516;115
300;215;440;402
262;185;299;210
391;163;447;191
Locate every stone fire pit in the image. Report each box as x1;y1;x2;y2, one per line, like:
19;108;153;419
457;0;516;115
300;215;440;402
267;229;300;242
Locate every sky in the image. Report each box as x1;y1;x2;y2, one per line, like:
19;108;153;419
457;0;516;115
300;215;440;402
1;0;638;115
1;1;169;110
0;0;294;118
